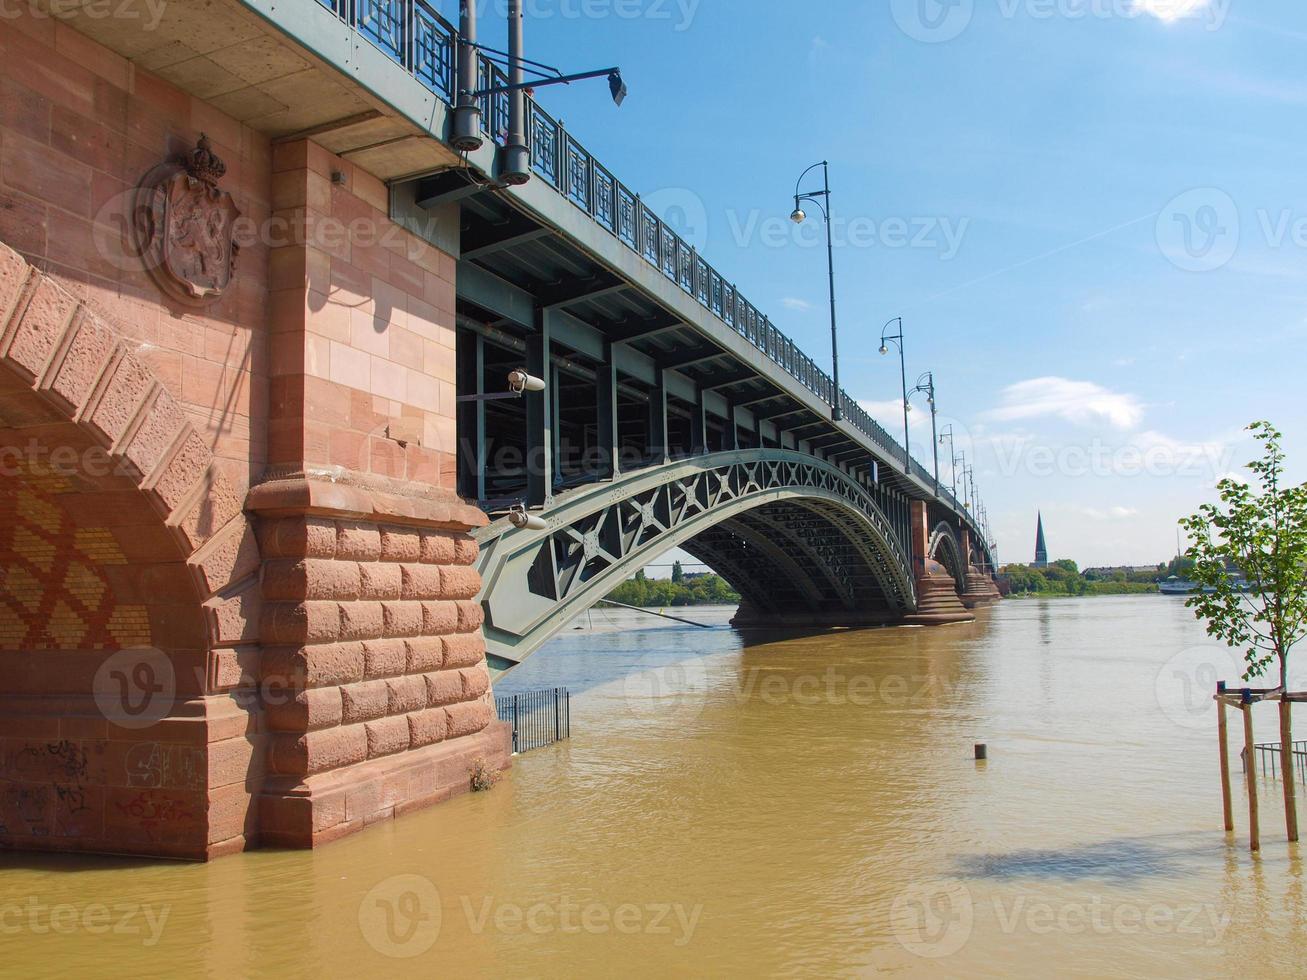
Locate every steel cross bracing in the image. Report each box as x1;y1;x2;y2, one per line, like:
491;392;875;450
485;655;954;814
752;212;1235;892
473;449;917;668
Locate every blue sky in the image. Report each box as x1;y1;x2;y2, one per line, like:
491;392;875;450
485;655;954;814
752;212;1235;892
449;0;1307;568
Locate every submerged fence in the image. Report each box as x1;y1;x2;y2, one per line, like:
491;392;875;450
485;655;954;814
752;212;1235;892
495;687;571;754
1245;740;1307;783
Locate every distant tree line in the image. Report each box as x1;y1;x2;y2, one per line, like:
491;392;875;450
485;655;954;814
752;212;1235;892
1000;559;1158;596
607;564;740;607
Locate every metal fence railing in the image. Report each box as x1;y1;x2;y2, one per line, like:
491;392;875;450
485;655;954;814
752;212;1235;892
496;687;571;754
1247;740;1307;783
309;0;993;558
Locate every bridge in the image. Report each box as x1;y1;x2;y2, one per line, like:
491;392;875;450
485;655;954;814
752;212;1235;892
0;0;997;858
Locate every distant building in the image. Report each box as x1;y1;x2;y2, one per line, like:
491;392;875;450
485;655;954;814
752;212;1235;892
1033;512;1048;568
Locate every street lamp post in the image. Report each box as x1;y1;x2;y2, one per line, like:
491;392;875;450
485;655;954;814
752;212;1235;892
790;162;842;422
909;371;939;493
939;424;958;496
879;317;909;470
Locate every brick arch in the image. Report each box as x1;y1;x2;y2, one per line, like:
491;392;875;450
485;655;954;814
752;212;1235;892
0;243;259;656
0;242;262;857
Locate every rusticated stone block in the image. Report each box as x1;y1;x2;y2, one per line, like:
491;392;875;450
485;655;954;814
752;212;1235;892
453;536;478;565
407;708;447;747
47;312;112;410
421;600;458;635
176;468;243;553
379;527;420;562
381;600;422;637
460;665;490;700
439;565;480;600
424;670;462;707
445;700;493;739
271;726;367;776
455;600;483;633
363;638;407;678
418;529;455;564
358;562;401;600
0;244;31;323
442;632;486;669
338;601;384;640
400;563;442;599
262;642;365;691
263;600;341;644
265;686;343;733
8;276;75;378
387;675;426;715
88;349;151;446
405;637;443;672
365;716;409;758
336;521;381;561
190;520;260;598
153;431;211;512
340;680;389;724
124;390;186;479
263;558;361;601
258;517;337;559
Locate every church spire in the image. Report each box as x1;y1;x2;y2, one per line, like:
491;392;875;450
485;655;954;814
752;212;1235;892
1034;512;1048;568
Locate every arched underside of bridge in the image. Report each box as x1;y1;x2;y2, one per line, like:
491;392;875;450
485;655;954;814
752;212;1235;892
928;522;968;593
474;450;920;670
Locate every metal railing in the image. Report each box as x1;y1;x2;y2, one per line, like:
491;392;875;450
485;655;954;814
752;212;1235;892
1247;740;1307;783
495;687;571;753
316;0;457;101
308;0;992;556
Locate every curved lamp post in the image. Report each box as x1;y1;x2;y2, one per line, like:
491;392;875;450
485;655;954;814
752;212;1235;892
939;424;959;497
790;161;842;422
879;317;909;469
909;370;939;492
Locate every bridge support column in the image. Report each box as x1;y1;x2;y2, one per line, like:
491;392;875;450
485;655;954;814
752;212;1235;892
957;525;1002;608
257;140;512;847
904;501;973;626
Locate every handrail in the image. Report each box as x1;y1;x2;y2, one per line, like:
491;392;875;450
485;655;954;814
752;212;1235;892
310;0;993;556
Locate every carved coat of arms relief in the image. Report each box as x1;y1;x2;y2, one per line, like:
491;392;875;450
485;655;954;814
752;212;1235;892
133;134;241;306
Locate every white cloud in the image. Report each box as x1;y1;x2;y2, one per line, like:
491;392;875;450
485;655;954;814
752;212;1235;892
1133;0;1212;22
985;377;1145;430
781;297;813;312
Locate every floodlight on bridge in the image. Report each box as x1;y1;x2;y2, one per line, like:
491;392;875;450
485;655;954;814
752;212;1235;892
455;369;546;403
508;504;548;531
507;369;546;393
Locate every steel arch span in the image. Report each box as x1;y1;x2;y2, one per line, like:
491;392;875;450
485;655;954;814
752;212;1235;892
473;450;918;669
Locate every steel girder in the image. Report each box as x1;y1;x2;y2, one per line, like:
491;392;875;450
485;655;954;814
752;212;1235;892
473;449;917;669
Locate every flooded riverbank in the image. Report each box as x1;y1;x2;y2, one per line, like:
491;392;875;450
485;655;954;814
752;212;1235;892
2;596;1302;977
